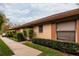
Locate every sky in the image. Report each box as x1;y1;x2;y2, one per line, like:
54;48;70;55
0;3;79;27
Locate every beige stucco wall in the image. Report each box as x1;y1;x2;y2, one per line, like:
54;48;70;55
20;29;23;32
33;24;52;39
17;29;23;32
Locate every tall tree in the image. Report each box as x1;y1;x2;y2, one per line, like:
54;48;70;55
2;19;10;33
0;12;6;31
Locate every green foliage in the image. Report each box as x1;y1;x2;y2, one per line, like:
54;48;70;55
0;13;4;30
28;29;33;38
27;28;34;38
10;37;18;42
24;41;64;56
23;29;27;37
0;39;14;56
16;32;26;42
32;38;79;54
0;17;4;25
6;30;16;38
6;28;34;42
6;30;26;42
6;31;13;37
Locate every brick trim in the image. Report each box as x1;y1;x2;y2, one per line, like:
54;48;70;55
51;24;57;40
76;20;79;43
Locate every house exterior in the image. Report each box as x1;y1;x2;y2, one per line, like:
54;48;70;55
10;8;79;43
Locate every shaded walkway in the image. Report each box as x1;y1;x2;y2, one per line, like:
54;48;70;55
0;36;42;56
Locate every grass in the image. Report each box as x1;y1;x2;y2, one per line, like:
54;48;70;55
0;39;14;56
9;37;18;42
24;41;64;56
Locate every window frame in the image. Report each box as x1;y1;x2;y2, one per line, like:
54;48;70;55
56;21;76;42
57;31;75;42
38;25;43;33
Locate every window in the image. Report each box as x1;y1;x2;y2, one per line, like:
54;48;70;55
56;21;75;42
39;25;43;33
57;31;75;42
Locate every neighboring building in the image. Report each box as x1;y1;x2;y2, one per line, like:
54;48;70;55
10;8;79;43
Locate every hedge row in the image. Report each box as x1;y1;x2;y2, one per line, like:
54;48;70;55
6;31;26;42
6;31;15;37
32;38;79;54
6;28;34;42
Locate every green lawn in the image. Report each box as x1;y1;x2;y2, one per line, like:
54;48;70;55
24;41;64;56
0;39;14;56
10;37;18;42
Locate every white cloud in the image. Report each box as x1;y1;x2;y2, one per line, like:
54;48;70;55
31;3;78;12
29;3;79;21
0;3;79;27
4;3;30;15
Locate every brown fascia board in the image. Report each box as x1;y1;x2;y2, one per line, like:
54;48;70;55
10;8;79;30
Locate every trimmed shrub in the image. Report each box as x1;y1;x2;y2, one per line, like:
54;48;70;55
23;29;27;37
11;30;16;35
32;38;79;54
6;30;26;42
27;29;34;38
6;31;14;37
29;29;33;38
16;32;26;42
6;30;16;37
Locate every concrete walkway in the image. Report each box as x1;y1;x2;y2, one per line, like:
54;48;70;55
0;36;42;56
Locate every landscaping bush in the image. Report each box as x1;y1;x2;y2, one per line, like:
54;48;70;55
6;30;17;40
23;29;27;37
16;32;26;42
6;31;14;37
32;38;79;54
28;29;34;39
11;30;16;35
6;30;26;42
